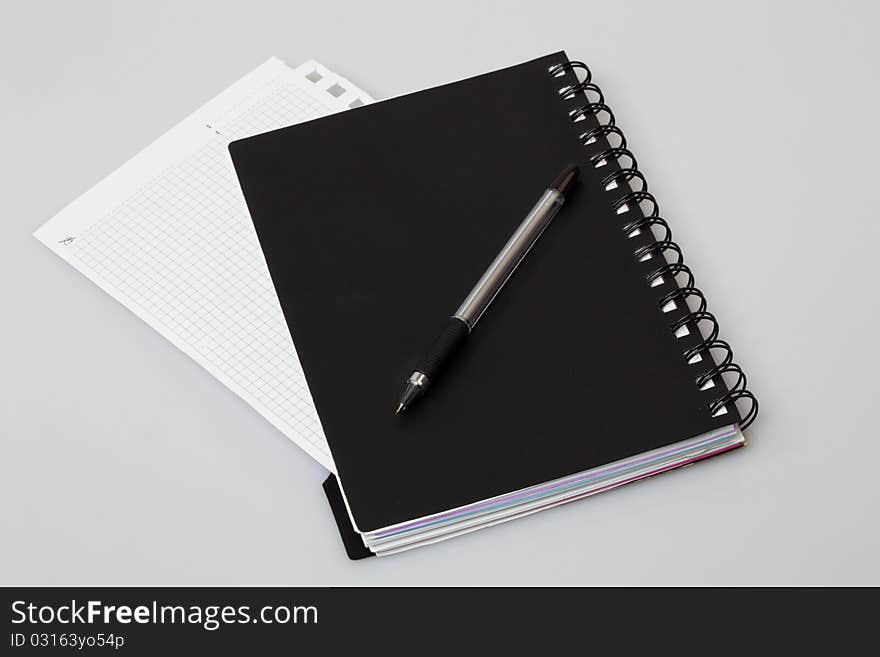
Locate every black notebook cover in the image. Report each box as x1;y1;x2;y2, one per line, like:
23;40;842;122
230;52;745;534
322;475;374;560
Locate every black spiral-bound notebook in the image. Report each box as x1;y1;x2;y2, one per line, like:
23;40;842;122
230;51;758;558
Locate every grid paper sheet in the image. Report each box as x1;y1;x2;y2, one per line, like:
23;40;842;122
35;58;373;471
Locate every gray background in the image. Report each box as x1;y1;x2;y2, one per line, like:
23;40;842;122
2;0;878;585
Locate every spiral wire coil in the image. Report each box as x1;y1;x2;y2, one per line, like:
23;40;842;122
548;60;758;429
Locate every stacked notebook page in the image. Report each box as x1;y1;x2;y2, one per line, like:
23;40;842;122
361;427;744;555
35;58;373;471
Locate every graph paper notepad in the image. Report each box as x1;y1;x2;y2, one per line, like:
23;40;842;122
35;58;373;471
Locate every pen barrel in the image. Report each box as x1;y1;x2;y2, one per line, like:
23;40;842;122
417;317;470;380
453;188;563;329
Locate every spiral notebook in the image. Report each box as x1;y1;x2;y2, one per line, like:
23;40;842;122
229;51;758;557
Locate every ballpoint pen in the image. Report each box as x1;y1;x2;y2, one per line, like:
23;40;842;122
396;164;579;414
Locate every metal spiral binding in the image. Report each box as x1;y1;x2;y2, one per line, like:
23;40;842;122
548;60;758;429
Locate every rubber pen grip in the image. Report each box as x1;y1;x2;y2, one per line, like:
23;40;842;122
417;317;469;379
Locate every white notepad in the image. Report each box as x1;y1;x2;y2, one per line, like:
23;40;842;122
35;58;373;471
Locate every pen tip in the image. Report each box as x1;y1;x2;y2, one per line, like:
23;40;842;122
396;403;405;415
